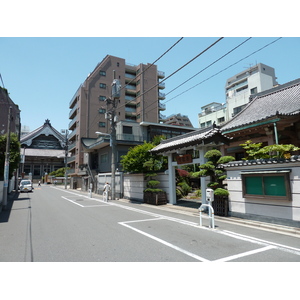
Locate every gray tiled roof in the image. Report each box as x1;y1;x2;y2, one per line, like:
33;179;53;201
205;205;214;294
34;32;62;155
22;148;65;157
150;127;230;154
221;78;300;133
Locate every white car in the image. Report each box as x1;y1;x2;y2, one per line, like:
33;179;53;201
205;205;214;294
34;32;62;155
19;180;33;192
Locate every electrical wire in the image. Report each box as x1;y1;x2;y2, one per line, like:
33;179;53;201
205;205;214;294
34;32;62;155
164;37;282;105
88;37;185;130
141;37;253;116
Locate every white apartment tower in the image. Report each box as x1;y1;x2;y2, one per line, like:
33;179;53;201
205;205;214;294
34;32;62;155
198;63;278;128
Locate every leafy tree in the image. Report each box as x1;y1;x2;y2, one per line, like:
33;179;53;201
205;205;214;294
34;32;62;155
240;140;300;160
49;167;69;177
120;137;167;173
0;133;21;180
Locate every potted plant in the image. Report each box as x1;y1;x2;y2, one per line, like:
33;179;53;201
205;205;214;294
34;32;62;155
143;157;167;205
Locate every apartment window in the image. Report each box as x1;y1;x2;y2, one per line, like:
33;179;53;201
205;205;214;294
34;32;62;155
250;87;258;94
99;83;106;89
100;153;108;163
241;171;291;200
200;122;206;128
99;108;106;114
117;62;120;67
99;70;106;76
99;95;106;101
206;120;212;127
218;117;225;123
123;126;133;134
99;122;106;127
136;79;140;86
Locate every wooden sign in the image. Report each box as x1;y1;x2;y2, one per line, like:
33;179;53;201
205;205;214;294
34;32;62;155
176;154;192;164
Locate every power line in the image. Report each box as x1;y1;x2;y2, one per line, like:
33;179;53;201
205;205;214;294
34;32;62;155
164;37;283;106
89;37;185;130
142;37;252;117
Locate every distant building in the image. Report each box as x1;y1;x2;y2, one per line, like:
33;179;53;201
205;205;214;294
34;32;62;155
164;113;194;128
0;86;21;137
198;63;278;128
20;119;66;181
68;55;167;177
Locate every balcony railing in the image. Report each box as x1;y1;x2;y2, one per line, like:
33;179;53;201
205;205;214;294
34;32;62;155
158;92;166;99
158;70;165;78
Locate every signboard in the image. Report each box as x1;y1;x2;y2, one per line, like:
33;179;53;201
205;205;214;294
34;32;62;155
176;154;193;165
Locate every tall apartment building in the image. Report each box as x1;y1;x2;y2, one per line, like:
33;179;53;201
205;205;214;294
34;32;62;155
164;113;194;128
0;86;21;137
198;63;278;128
68;55;166;175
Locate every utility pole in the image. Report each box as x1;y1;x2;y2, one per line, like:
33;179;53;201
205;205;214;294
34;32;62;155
106;71;121;200
2;106;12;210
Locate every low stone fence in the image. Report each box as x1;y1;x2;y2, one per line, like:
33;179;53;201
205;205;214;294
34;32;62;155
225;157;300;227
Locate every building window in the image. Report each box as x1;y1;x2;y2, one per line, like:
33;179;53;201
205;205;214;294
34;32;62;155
99;95;106;101
99;83;106;89
99;122;106;127
100;153;108;163
218;117;225;123
200;122;205;128
250;87;258;94
99;71;106;76
123;126;132;134
241;171;291;200
99;108;106;114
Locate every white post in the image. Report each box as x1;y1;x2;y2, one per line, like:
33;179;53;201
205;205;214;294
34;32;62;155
168;154;176;204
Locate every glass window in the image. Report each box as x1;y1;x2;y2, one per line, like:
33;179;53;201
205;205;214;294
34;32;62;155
99;122;106;127
99;108;106;114
123;126;132;134
100;153;108;163
99;71;106;76
242;172;291;200
99;95;106;101
99;83;106;89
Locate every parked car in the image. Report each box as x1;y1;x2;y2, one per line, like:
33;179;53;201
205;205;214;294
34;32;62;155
19;180;33;192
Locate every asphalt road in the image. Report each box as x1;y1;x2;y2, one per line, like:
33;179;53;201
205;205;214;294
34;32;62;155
1;184;300;262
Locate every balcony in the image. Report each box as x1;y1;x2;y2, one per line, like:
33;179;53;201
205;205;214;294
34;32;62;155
67;156;76;163
158;92;166;100
158;82;165;89
158;70;165;78
68;116;77;131
158;102;166;110
68;129;77;140
68;141;76;151
69;103;78;119
116;133;143;142
159;113;166;121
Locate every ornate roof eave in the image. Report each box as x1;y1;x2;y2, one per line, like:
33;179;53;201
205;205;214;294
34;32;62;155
150;127;232;155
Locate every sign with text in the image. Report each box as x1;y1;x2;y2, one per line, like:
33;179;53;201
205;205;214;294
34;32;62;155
176;154;192;164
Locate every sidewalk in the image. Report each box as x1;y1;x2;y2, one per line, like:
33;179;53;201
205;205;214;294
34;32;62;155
56;185;300;237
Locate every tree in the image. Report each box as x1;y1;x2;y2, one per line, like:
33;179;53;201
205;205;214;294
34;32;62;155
240;140;300;160
120;136;167;174
0;133;21;180
49;167;69;177
192;149;234;196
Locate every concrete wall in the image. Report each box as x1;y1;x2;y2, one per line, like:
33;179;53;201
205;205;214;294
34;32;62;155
123;173;169;202
226;161;300;226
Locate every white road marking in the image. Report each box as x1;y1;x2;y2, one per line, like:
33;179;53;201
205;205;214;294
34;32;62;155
57;187;300;260
119;221;210;262
213;245;276;262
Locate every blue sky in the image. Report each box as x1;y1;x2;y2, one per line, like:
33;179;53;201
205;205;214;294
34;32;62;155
1;36;300;132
